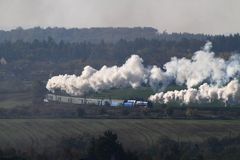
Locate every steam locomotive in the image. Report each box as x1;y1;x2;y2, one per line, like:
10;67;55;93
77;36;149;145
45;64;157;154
44;94;151;108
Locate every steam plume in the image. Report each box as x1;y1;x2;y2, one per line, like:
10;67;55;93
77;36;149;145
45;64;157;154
149;41;240;89
46;41;240;105
46;55;148;95
149;79;240;105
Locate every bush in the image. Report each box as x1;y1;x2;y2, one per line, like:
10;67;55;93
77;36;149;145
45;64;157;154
99;108;107;115
77;108;86;117
165;106;174;117
122;109;130;116
87;130;138;160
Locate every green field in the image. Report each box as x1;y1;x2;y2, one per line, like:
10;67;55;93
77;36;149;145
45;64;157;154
0;119;239;151
87;84;186;99
0;92;32;108
87;87;154;99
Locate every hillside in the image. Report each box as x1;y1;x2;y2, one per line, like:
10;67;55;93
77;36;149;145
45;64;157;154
0;27;208;43
1;34;239;83
0;29;240;117
0;27;159;43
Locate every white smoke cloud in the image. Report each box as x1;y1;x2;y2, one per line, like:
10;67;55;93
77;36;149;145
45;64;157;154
149;79;240;105
46;55;148;95
152;41;240;88
46;41;240;105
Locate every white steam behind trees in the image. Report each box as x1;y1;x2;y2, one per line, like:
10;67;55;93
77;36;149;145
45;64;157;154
46;42;240;104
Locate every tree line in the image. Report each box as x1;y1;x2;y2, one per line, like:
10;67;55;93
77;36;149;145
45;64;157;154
0;130;239;160
0;34;240;65
0;33;239;82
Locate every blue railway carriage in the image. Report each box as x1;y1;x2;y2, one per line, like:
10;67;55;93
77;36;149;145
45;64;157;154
123;100;149;108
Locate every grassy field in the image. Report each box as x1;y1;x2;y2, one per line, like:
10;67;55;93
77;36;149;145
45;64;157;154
0;92;32;108
0;119;239;151
87;87;154;99
87;84;186;99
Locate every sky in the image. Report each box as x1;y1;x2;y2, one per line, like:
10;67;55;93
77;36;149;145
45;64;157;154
0;0;239;34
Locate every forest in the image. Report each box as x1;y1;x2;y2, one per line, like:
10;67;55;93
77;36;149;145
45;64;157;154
0;28;240;82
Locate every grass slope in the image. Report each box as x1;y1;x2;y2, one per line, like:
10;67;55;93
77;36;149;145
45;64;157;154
87;84;185;100
0;92;32;108
0;119;239;151
87;87;154;99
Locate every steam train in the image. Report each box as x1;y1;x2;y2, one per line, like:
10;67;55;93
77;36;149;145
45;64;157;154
44;94;151;108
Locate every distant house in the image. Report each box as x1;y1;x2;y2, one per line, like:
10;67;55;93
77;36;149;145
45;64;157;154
0;57;7;65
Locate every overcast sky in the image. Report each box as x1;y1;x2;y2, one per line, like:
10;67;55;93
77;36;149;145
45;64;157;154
0;0;239;34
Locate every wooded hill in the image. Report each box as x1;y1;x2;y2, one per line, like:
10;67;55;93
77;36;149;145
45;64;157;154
0;31;240;81
0;27;208;43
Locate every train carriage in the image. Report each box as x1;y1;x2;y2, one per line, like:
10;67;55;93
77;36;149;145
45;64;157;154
44;94;150;108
